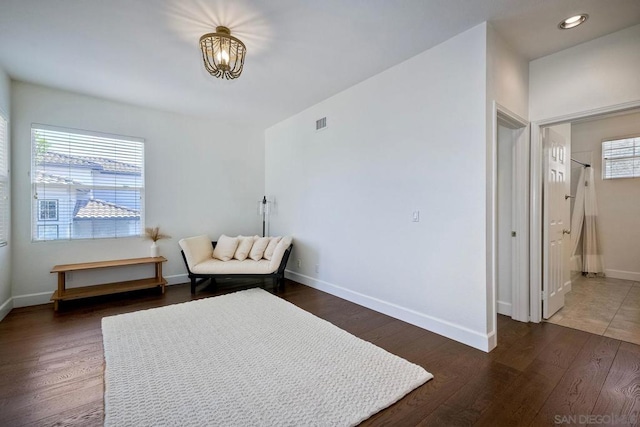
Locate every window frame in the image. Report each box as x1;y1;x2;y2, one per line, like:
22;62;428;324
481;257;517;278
602;134;640;180
31;124;145;242
0;110;8;247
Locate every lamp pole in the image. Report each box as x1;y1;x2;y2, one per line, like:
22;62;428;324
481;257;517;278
261;195;267;237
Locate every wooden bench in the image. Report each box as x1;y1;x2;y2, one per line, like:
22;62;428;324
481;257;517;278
50;256;167;311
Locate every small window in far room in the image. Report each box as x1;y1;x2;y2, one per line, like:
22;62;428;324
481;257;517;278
38;199;58;221
602;136;640;179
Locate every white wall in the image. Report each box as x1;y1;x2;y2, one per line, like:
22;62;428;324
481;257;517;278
530;24;640;122
572;112;640;281
487;25;529;120
528;24;640;322
0;67;11;320
11;82;265;305
486;24;530;326
266;24;492;351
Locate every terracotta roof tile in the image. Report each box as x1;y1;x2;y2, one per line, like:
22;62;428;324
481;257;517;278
74;199;140;220
35;171;85;186
39;152;141;174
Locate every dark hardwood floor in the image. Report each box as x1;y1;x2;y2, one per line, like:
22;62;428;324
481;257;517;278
1;279;640;426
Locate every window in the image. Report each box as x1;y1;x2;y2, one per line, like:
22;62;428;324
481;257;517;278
0;111;7;247
31;124;145;241
37;224;59;240
602;136;640;179
38;199;58;221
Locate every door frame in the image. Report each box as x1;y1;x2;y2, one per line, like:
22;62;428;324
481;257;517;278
490;102;529;331
529;100;640;323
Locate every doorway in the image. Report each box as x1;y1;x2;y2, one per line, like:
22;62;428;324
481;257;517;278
543;110;640;344
530;102;640;322
493;104;529;330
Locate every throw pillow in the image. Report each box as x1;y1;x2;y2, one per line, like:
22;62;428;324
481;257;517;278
267;236;293;267
233;235;255;261
212;234;239;261
249;236;270;261
178;235;213;268
263;236;282;261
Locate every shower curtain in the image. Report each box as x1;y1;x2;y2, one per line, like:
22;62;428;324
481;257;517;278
570;167;605;276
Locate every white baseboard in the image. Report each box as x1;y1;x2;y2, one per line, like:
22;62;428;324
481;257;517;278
13;291;52;308
497;300;512;316
0;297;13;322
10;274;189;309
606;269;640;281
285;270;493;352
564;280;572;293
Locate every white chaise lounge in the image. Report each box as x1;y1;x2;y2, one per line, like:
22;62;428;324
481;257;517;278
179;234;293;294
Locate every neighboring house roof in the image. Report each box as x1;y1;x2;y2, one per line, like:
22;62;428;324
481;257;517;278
35;171;85;186
39;151;141;174
39;151;101;169
81;156;141;174
74;199;140;220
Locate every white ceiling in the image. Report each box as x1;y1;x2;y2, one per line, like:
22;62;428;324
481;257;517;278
1;0;639;128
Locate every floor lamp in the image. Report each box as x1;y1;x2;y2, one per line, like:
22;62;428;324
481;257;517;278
259;196;271;237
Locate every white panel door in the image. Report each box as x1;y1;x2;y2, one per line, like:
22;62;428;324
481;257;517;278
543;128;570;319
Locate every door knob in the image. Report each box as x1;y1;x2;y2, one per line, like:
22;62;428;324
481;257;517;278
562;229;571;235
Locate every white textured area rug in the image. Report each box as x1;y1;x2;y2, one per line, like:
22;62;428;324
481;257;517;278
102;288;433;426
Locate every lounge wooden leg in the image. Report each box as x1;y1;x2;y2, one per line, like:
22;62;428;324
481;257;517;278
54;300;59;311
190;277;196;294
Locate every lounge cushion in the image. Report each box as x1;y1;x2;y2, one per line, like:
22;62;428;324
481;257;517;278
179;235;213;268
192;259;275;275
234;235;256;261
249;237;270;261
213;235;239;261
264;236;282;261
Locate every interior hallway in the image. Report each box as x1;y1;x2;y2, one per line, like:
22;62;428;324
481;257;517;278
547;276;640;345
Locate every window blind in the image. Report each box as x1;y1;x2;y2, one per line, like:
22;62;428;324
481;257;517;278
31;124;145;241
602;136;640;180
0;113;8;246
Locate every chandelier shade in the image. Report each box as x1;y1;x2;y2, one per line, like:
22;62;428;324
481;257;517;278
199;26;246;80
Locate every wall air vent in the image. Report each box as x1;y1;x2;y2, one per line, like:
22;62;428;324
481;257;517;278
316;117;327;131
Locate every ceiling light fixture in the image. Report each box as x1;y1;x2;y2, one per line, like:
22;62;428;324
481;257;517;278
558;14;589;30
199;26;246;80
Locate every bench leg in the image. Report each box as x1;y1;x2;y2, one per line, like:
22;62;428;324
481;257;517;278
190;277;196;294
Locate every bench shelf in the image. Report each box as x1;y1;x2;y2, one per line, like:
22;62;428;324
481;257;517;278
50;256;167;311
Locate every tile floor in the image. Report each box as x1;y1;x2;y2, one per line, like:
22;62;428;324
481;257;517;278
546;275;640;345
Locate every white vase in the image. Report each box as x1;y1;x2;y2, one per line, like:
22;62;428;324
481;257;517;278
150;241;159;258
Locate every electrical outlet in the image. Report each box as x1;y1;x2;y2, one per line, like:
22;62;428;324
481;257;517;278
412;210;420;222
297;259;302;268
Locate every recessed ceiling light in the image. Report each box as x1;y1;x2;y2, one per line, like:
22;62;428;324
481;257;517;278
558;14;589;30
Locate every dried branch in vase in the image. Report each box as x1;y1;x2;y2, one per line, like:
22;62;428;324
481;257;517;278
144;227;171;242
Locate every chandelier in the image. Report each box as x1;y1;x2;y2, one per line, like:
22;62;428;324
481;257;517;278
199;26;246;80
